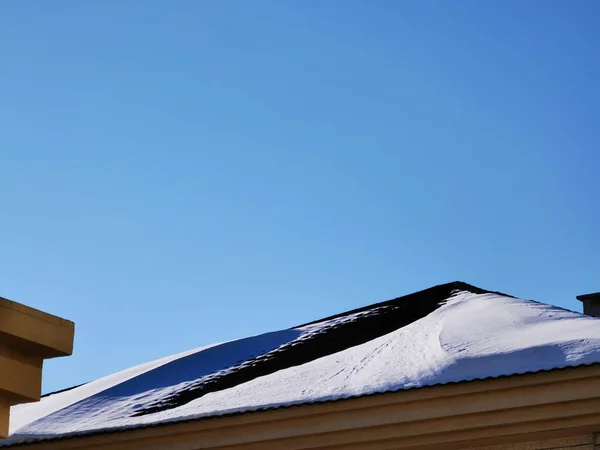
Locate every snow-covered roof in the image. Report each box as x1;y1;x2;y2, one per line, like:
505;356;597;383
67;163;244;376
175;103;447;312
4;282;600;445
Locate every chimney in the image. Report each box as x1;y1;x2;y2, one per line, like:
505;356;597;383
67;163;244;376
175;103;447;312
576;292;600;318
0;297;74;438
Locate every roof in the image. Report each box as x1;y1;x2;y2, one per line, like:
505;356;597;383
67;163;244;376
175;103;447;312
4;281;600;445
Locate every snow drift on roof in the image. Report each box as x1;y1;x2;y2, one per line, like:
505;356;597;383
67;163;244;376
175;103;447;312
4;283;600;444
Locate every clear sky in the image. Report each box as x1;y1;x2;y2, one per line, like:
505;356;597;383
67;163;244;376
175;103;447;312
1;1;598;393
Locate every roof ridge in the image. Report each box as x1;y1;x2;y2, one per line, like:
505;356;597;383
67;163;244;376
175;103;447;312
293;281;505;328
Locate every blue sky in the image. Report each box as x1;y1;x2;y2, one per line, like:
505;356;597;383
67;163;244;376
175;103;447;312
1;1;598;393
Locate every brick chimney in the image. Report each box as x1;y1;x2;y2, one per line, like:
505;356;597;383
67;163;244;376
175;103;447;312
576;292;600;318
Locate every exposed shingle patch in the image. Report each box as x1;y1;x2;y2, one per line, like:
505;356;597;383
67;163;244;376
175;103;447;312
132;281;494;416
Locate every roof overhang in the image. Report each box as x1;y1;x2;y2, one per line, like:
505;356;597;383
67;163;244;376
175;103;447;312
9;364;600;449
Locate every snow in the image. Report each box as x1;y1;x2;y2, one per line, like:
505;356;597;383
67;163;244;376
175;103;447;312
4;291;600;443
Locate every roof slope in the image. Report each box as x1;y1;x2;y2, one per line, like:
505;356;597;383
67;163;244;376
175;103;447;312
4;282;600;444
